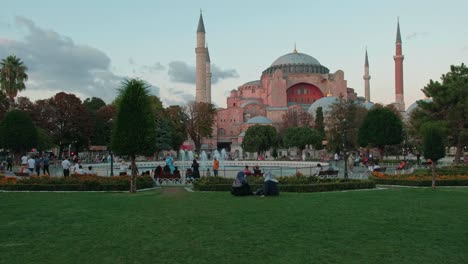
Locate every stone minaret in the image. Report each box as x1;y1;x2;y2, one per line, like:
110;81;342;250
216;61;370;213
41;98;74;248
195;12;208;103
205;45;212;103
394;18;405;111
363;49;371;102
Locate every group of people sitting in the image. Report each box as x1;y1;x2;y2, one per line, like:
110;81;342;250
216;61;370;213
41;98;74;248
231;170;279;197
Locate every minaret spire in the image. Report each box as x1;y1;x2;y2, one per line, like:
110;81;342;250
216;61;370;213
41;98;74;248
394;17;405;112
197;10;205;33
396;17;402;44
196;11;208;103
363;48;371;102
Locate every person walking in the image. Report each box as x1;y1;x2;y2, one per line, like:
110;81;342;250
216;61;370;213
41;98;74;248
191;159;200;179
6;155;13;172
27;156;35;175
35;156;43;176
20;154;28;173
62;157;71;177
213;157;219;177
42;155;50;176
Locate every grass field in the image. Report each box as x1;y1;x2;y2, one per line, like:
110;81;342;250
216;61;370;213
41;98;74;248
0;187;467;264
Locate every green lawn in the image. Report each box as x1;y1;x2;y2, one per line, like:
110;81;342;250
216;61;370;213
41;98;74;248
0;187;467;264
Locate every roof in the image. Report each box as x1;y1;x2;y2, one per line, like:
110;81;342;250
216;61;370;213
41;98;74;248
360;101;375;110
406;98;432;114
246;116;273;124
307;96;339;118
271;52;321;67
242;80;261;86
197;13;205;33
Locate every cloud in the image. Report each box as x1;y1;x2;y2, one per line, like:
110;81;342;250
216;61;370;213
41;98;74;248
140;62;165;73
406;32;429;41
0;16;160;102
168;61;238;84
162;87;195;106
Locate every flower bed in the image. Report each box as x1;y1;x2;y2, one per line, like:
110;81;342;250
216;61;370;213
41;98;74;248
372;171;468;186
193;174;376;192
0;175;154;191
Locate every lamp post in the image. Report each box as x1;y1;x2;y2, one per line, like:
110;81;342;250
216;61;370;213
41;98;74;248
110;149;114;176
342;118;348;179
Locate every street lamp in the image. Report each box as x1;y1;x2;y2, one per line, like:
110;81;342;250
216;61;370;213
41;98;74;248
342;118;348;179
110;149;114;176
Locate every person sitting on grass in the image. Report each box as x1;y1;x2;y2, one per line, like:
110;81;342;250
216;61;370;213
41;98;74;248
262;171;279;196
243;165;252;176
75;165;85;175
231;171;252;196
154;165;163;178
253;165;261;175
173;166;181;178
87;166;96;175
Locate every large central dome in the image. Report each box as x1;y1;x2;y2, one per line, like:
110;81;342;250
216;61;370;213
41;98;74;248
271;52;321;67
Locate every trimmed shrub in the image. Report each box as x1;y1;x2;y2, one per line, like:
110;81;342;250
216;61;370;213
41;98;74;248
193;180;375;192
0;175;154;191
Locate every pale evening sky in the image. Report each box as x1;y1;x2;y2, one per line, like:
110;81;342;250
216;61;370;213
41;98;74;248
1;0;467;109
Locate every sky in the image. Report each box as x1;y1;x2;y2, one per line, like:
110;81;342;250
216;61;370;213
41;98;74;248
1;0;467;109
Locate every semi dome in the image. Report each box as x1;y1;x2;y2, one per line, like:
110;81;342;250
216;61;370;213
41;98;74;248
247;116;273;124
307;96;339;118
360;101;375;110
406;98;432;114
271;52;321;67
241;80;261;86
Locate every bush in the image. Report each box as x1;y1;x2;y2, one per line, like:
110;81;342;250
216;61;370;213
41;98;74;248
193;180;375;192
0;175;154;191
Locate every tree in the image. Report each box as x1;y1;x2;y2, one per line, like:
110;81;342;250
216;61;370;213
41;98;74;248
32;93;93;157
0;110;38;158
279;108;313;135
154;117;172;160
283;126;322;160
358;106;403;161
326;98;368;152
111;79;156;193
242;125;278;155
166;105;188;151
0;92;10;121
83;97;106;113
184;101;216;152
421;122;446;189
416;64;468;164
93;105;116;146
0;55;28;109
315;107;325;139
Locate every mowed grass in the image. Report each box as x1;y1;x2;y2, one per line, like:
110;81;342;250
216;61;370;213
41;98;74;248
0;187;467;264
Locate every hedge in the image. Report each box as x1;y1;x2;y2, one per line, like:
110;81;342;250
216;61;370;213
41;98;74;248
0;175;154;191
193;180;376;192
373;179;468;187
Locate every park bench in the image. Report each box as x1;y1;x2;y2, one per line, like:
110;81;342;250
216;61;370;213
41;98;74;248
373;167;387;173
14;172;30;177
155;173;182;185
317;170;339;179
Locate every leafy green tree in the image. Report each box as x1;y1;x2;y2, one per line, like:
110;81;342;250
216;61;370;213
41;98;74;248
37;128;54;152
421;122;446;189
0;91;10;121
283;126;322;160
166;105;188;151
154;118;172;160
315;107;325;138
184;101;216;152
0;110;38;159
0;55;28;109
416;63;468;164
358;106;403;161
242;125;278;155
111;79;156;193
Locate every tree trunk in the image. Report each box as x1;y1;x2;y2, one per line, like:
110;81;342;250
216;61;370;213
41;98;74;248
454;135;462;165
130;154;137;193
431;160;437;189
378;147;384;163
8;96;15;111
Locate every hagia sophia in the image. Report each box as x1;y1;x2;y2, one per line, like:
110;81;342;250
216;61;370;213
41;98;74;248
193;13;411;156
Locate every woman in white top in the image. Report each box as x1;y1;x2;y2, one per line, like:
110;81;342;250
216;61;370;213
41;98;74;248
119;160;128;176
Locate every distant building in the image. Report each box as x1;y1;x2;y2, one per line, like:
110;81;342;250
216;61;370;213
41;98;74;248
194;14;406;156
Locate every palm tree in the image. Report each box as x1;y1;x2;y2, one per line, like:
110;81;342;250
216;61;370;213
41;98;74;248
0;55;28;109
